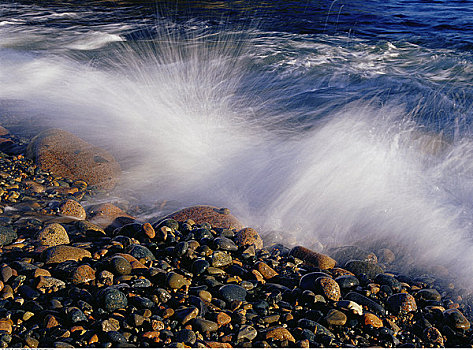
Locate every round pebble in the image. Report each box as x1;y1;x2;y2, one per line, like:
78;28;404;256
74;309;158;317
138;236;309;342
110;256;132;276
99;287;128;312
219;284;247;303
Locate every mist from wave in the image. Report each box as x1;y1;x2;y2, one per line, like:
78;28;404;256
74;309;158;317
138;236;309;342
1;12;473;289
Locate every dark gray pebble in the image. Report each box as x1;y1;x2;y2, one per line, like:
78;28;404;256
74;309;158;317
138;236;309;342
107;331;127;344
99;287;128;312
191;259;210;276
175;329;196;345
344;260;384;279
335;275;360;289
374;274;401;292
126;244;155;261
219;283;247;303
110;256;132;276
299;272;331;291
214;236;238;251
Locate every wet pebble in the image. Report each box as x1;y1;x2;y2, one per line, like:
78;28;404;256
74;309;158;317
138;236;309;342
290;246;336;269
36;223;70;247
234;228;263;249
443;308;470;330
99;287;128;312
335;275;359;289
324;309;347;326
344;260;384;279
386;293;417;315
219;284;247;303
110;255;132;276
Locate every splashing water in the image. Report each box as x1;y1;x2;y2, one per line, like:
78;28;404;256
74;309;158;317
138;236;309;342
2;18;473;290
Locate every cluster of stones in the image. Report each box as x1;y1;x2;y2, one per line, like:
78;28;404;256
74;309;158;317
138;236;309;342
0;200;471;347
0;126;471;347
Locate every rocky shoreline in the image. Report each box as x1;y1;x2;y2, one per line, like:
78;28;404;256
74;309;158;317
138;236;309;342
0;127;471;347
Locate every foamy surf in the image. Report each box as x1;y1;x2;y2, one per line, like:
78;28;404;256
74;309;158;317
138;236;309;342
1;16;473;292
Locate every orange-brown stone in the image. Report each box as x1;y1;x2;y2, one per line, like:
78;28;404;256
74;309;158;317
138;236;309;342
362;312;383;328
290;246;336;269
265;327;295;342
26;129;121;190
167;206;243;230
255;261;278;279
88;203;135;229
234;228;263;249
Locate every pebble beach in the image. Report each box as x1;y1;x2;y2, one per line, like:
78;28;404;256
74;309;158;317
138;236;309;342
0;126;471;348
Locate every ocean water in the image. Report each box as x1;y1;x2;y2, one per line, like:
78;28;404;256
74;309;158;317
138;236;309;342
1;0;473;288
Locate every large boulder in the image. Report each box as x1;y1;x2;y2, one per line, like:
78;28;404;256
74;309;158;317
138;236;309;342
165;205;243;230
26;129;120;190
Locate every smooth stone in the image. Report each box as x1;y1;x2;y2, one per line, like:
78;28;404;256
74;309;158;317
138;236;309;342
26;128;121;190
192;259;210;276
110;256;132;276
386;293;417;315
362;312;383;328
219;284;247;303
214;237;238;252
0;225;17;246
77;221;106;237
327;246;377;265
58;199;86;220
374;274;402;292
335;275;360;289
315;277;341;301
299;272;331;291
211;251;232;268
174;307;199;325
377;248;396;264
36;223;70;247
344;260;384;279
265;327;295;342
290;246;336;269
443;308;470;330
255;261;278;279
99;287;128;312
345;292;386;315
175;329;196;345
88;203;135;229
129;296;154;309
416;288;442;302
174;241;189;257
71;264;96;284
42;245;92;264
324;309;347;326
166;205;243;230
237;325;258;341
167;272;190;290
234;228;263;250
0;266;13;283
193;317;218;333
107;331;127;344
126;244;155;261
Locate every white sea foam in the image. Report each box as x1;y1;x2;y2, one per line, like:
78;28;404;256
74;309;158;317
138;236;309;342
1;24;473;290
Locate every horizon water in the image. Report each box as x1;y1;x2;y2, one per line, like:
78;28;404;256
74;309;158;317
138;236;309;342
1;0;473;292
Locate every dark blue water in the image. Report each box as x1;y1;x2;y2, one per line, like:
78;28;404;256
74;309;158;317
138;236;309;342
2;0;473;287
